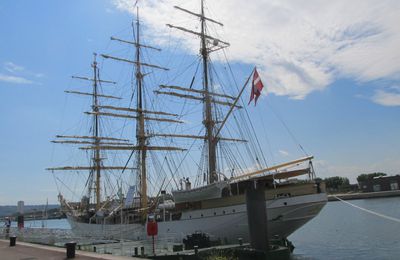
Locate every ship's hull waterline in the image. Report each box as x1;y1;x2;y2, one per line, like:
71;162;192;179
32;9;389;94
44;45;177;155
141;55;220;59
67;192;327;243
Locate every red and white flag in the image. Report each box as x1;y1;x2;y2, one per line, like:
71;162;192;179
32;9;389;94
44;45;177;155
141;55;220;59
248;68;264;105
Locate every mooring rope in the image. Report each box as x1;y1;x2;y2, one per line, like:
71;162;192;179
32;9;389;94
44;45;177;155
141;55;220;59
333;195;400;224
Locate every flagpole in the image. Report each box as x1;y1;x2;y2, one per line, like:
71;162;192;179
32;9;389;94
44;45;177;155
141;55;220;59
213;67;255;140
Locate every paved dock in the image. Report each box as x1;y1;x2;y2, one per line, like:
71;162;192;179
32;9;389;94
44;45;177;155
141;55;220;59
0;239;145;260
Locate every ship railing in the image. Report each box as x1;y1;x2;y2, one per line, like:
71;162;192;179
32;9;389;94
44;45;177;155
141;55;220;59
0;226;76;245
83;235;180;256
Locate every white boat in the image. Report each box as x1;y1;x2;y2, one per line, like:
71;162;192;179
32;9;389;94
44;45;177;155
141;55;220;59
67;191;326;243
48;0;327;247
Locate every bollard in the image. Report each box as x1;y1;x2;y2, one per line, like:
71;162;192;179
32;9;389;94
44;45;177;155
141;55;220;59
238;237;243;246
65;242;77;259
17;215;24;229
9;236;17;247
194;245;198;255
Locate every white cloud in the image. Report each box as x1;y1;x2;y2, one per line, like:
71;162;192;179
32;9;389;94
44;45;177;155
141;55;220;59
0;62;44;85
0;73;33;84
372;87;400;106
33;73;44;78
278;150;289;156
105;8;114;13
113;0;400;100
4;62;24;73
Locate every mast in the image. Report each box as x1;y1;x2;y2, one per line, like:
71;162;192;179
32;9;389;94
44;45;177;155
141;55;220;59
134;9;148;217
93;7;183;218
200;0;217;184
92;53;102;210
160;1;230;184
49;38;174;214
200;0;218;183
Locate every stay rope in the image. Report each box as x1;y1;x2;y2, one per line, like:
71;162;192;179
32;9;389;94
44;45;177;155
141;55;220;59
333;195;400;224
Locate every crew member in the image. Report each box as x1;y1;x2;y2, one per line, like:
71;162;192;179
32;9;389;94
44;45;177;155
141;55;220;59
4;217;11;236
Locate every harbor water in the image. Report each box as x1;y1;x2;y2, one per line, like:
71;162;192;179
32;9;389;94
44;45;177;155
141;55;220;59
290;196;400;259
13;197;400;259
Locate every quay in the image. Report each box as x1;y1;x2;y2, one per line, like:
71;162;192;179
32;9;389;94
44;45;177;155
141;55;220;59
0;239;145;260
328;190;400;201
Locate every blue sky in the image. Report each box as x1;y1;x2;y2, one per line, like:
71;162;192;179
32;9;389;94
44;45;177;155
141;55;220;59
0;0;399;205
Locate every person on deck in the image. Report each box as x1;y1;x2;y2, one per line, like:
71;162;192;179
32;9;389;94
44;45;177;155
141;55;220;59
4;217;11;236
185;177;191;190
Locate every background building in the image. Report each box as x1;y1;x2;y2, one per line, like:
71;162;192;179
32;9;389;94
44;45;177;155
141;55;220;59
359;175;400;192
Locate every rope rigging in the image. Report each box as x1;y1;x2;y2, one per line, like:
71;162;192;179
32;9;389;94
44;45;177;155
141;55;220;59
50;0;315;216
334;196;400;224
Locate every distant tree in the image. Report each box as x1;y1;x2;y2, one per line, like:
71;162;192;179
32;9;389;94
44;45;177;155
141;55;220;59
324;176;350;192
357;172;387;183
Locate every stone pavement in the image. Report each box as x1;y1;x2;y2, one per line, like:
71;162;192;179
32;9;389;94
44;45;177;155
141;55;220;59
0;239;145;260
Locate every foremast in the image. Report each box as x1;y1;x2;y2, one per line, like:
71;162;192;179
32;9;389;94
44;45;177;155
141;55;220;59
164;1;230;184
200;1;217;184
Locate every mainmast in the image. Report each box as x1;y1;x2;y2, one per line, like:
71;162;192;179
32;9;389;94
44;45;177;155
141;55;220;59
134;9;148;217
96;7;185;221
92;53;102;209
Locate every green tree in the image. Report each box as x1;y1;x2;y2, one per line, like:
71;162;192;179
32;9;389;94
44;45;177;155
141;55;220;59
324;176;350;192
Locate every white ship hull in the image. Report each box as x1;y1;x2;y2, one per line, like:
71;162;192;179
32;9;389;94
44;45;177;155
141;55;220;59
67;192;327;244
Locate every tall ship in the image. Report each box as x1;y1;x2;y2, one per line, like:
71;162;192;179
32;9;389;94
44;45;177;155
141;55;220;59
47;1;327;245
